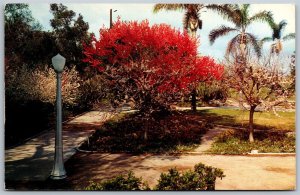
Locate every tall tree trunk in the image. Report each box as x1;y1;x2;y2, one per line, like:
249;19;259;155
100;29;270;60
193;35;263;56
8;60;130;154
249;106;256;142
144;129;148;141
143;117;149;141
191;89;197;112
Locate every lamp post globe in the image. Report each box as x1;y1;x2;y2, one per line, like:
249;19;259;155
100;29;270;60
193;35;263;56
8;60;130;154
50;53;67;180
52;53;66;73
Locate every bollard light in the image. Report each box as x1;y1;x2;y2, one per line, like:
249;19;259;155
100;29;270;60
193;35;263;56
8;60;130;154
50;53;67;180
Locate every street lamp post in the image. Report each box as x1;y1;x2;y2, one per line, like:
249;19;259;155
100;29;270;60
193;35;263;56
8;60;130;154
110;9;117;29
50;53;67;180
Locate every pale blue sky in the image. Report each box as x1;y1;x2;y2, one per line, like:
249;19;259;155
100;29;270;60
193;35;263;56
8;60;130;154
29;3;295;60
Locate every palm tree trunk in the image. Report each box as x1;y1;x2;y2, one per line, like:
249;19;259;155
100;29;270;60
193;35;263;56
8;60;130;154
249;105;256;142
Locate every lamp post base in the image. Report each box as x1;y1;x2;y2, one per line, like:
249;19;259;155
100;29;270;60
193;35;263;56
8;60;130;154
50;174;67;180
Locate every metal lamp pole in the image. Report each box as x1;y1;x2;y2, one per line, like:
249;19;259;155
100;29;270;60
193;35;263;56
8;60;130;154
50;53;67;180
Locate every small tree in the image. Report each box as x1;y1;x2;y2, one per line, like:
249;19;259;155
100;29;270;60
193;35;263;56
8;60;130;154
83;20;223;139
225;54;294;142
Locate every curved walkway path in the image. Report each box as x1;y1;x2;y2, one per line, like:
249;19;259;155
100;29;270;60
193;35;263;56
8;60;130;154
5;110;115;183
193;125;229;153
65;152;296;190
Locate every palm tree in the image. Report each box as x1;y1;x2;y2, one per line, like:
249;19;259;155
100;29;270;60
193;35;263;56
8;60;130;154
153;4;205;37
207;4;273;60
259;20;295;54
153;4;205;112
207;4;275;143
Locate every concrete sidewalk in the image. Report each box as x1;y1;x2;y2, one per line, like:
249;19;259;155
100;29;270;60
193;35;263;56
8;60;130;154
5;111;115;182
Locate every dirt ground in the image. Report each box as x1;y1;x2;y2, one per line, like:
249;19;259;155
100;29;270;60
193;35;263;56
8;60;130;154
65;153;296;190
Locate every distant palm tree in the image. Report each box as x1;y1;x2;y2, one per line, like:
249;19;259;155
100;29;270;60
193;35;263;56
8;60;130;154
153;4;205;112
207;4;273;59
153;4;205;37
259;20;295;54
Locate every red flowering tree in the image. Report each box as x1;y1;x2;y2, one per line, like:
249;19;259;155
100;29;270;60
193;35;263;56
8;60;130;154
83;20;223;115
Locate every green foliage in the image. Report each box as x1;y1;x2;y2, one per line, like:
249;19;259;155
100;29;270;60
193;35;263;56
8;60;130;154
208;129;295;154
197;81;228;104
50;3;91;72
85;171;150;190
78;71;109;109
5;4;41;30
5;3;53;68
155;163;225;190
5;3;91;71
207;4;273;57
85;164;224;191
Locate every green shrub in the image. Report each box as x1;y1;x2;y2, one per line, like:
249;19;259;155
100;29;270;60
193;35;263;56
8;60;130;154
85;163;225;191
197;81;228;104
85;171;149;190
155;163;225;190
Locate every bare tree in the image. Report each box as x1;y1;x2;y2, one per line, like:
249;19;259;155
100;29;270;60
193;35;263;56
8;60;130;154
224;53;294;142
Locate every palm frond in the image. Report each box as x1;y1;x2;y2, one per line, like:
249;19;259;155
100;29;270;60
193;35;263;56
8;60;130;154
232;4;240;10
153;4;185;13
246;33;261;58
242;4;250;11
278;20;288;31
248;11;273;25
226;34;240;56
184;4;205;12
267;18;277;30
195;4;205;12
282;33;295;41
206;4;241;26
241;4;251;27
183;11;189;30
259;37;273;47
209;25;238;45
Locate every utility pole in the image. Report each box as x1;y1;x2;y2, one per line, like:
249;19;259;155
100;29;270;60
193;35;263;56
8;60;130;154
110;9;117;29
110;9;112;29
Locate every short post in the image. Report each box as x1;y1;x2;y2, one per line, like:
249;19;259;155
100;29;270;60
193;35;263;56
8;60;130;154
50;54;67;180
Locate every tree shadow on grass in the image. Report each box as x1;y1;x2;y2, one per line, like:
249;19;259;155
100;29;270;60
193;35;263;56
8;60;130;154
191;109;289;131
79;111;210;154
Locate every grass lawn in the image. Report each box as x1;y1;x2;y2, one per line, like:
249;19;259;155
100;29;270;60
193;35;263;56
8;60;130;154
207;129;295;154
79;107;295;154
196;108;295;131
195;108;296;154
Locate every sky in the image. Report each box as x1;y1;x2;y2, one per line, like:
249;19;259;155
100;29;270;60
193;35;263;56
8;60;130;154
29;3;296;60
